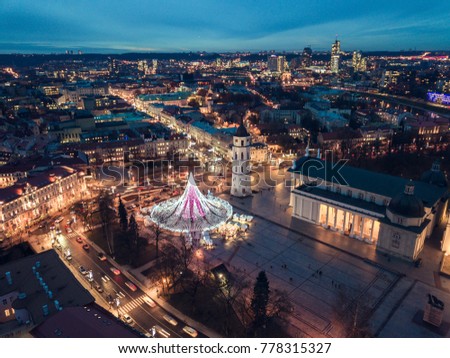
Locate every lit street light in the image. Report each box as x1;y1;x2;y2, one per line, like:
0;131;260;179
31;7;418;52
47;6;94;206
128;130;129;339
115;298;121;317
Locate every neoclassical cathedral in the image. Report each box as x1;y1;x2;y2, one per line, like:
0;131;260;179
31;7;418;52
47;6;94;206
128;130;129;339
288;153;448;261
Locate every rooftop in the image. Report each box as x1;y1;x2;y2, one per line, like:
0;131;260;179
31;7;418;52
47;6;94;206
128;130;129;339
0;250;94;328
0;166;77;204
30;304;141;338
289;157;447;207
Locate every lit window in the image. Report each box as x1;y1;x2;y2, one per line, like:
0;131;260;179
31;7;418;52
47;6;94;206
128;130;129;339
4;309;10;317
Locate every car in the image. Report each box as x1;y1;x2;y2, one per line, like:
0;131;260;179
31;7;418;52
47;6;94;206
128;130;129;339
122;314;134;325
101;275;111;283
56;229;62;235
65;254;72;261
70;210;75;215
182;325;198;338
66;219;71;225
55;217;64;223
152;325;170;338
94;284;104;293
79;266;88;275
76;237;83;243
110;267;121;275
82;243;90;251
143;297;156;308
67;228;73;234
125;281;137;292
49;225;55;231
97;252;107;261
163;314;178;326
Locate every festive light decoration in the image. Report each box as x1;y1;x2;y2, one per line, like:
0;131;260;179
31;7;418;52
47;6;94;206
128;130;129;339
142;173;233;238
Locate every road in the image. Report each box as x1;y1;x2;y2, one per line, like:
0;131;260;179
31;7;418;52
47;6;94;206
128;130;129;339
37;210;206;338
334;87;450;115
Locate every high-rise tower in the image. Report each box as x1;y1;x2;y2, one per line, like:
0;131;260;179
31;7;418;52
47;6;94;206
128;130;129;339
301;47;313;68
330;38;341;74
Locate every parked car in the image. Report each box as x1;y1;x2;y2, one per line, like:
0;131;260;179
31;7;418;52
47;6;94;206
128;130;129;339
97;252;107;261
79;266;88;275
163;314;178;326
110;267;121;275
152;325;170;338
82;243;90;251
125;281;137;292
76;237;83;243
143;297;156;308
182;325;198;338
122;314;134;325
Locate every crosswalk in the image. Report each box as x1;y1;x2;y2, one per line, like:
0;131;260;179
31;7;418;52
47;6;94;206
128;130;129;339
65;232;78;240
118;295;148;314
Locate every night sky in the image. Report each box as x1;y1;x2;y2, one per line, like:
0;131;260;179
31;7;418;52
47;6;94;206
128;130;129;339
1;0;449;53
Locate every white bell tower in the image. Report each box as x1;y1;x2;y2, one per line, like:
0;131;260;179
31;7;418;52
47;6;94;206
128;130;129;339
231;123;251;197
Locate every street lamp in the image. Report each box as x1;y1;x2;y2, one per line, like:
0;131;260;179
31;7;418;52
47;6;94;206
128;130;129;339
115;297;121;317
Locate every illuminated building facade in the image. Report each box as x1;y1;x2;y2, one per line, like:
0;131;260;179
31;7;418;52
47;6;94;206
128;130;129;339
267;55;286;73
330;39;340;74
352;51;367;72
0;166;86;239
289;156;448;261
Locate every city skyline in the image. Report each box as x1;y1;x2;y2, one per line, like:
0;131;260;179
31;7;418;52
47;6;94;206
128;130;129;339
1;0;450;54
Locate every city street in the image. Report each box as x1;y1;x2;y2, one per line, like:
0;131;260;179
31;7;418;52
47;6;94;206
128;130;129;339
27;207;206;338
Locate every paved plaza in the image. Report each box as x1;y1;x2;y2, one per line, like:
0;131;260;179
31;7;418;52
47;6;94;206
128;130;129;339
198;168;450;337
201;207;401;337
131;168;450;337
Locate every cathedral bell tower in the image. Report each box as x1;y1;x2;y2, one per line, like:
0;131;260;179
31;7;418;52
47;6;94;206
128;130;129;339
231;123;251;197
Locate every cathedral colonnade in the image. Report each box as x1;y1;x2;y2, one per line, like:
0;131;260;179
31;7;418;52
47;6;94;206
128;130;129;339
292;194;381;244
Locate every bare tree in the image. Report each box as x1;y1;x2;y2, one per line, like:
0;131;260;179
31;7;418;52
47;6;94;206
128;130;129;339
333;286;373;337
179;234;193;271
209;269;249;337
154;245;184;296
150;223;163;258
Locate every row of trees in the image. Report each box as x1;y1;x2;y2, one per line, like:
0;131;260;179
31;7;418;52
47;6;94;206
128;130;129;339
117;198;146;266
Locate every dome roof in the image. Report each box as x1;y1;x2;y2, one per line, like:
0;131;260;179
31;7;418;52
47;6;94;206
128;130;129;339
421;159;447;187
234;123;249;137
388;181;424;218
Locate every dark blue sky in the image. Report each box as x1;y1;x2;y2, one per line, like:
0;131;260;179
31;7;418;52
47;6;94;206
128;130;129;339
1;0;449;53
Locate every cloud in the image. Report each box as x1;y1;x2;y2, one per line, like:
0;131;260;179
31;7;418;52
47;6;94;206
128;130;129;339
0;0;448;52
